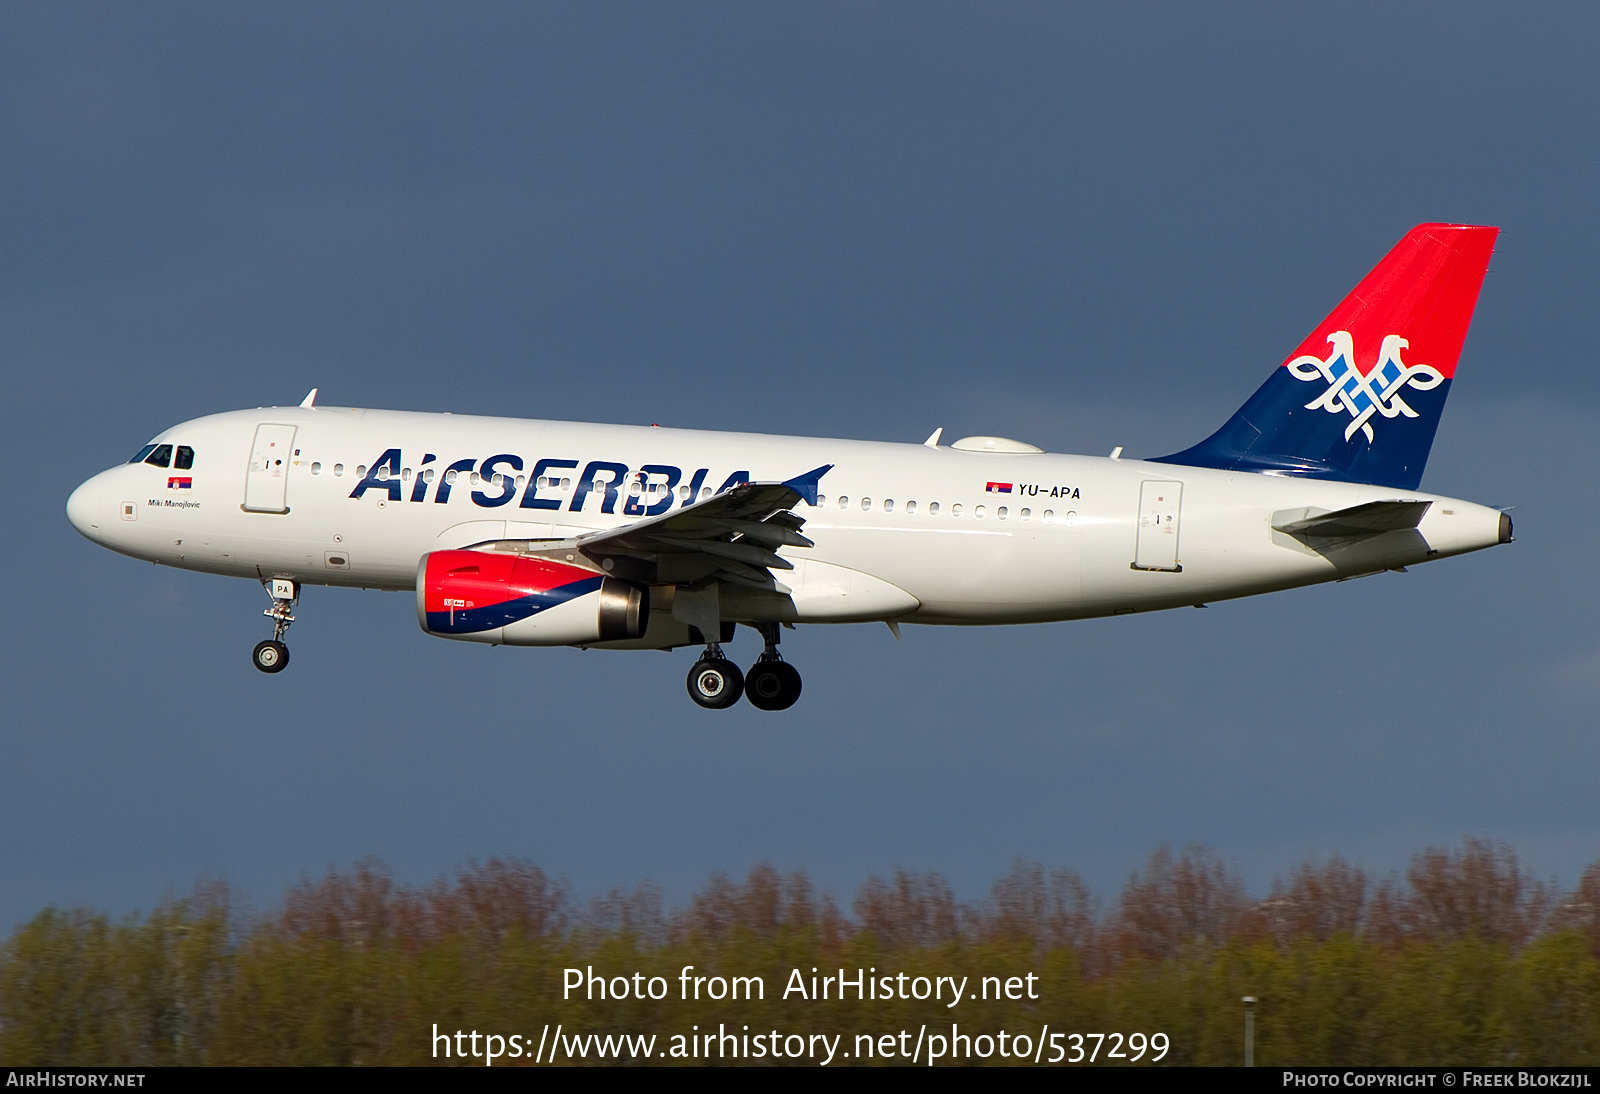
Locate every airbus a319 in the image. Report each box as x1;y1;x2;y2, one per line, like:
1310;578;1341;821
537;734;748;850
67;224;1510;710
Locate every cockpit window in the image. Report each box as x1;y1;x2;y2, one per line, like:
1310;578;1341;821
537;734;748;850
129;444;158;464
144;444;173;468
175;445;194;470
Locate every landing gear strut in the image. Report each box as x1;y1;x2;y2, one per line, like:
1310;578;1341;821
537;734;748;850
252;578;296;674
684;622;803;710
745;623;802;711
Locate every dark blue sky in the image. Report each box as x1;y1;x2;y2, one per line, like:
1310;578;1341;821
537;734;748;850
4;3;1597;928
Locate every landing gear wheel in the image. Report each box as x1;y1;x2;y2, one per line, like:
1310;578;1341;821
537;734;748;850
687;657;744;709
252;639;290;674
745;659;802;711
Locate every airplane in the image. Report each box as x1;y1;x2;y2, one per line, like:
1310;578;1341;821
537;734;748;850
66;223;1510;710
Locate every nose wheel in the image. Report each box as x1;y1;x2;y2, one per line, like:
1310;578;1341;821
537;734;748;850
253;578;298;674
253;639;290;673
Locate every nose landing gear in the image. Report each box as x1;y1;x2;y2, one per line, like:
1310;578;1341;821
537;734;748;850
252;578;297;674
252;639;289;672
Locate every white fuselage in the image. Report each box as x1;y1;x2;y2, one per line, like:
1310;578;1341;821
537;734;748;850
67;405;1507;629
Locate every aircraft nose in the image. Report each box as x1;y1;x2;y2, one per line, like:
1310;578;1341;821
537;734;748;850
66;473;106;542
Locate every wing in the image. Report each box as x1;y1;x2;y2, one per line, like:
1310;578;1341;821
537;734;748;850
520;464;832;590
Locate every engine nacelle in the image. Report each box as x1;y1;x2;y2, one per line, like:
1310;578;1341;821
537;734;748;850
416;549;648;646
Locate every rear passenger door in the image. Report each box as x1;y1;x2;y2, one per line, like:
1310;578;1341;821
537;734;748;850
1132;480;1183;572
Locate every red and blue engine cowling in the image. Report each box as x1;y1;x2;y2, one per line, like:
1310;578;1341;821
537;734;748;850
416;550;648;646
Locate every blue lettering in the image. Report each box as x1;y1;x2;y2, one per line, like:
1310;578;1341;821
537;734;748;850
433;458;477;504
571;461;629;514
625;464;682;517
473;454;524;507
717;470;751;494
520;458;579;510
409;453;436;502
349;449;403;501
684;468;710;506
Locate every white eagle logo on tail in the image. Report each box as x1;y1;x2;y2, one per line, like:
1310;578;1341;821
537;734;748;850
1288;331;1444;442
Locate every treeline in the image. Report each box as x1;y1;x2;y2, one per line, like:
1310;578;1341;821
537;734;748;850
3;839;1599;1065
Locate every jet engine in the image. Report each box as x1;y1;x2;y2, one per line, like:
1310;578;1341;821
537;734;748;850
416;549;648;646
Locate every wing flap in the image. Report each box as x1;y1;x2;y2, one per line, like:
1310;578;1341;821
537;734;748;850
498;464;833;592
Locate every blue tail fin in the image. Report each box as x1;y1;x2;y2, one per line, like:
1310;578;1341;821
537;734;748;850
1154;223;1498;491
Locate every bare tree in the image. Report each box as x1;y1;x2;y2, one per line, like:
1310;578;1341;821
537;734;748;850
679;864;823;941
1368;838;1552;948
1108;845;1254;963
1261;856;1369;945
853;869;965;951
982;858;1098;956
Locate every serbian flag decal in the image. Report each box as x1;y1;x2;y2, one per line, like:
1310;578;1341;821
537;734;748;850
167;477;192;490
985;482;1013;494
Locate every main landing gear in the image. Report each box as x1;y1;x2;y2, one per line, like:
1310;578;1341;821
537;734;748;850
684;622;802;711
252;578;297;674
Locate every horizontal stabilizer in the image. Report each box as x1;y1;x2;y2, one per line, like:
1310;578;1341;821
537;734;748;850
1273;499;1432;538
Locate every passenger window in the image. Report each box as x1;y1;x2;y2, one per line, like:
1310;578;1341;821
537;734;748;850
861;498;872;511
951;503;963;516
906;500;917;513
929;502;940;514
333;463;345;477
144;444;173;468
884;499;894;512
311;462;322;475
128;444;158;464
174;446;194;470
838;496;849;509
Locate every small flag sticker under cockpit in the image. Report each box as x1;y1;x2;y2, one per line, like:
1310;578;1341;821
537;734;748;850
985;482;1013;494
167;477;192;490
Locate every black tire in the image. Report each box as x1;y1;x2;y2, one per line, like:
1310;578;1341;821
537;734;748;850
745;659;802;711
687;657;744;709
252;640;290;674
